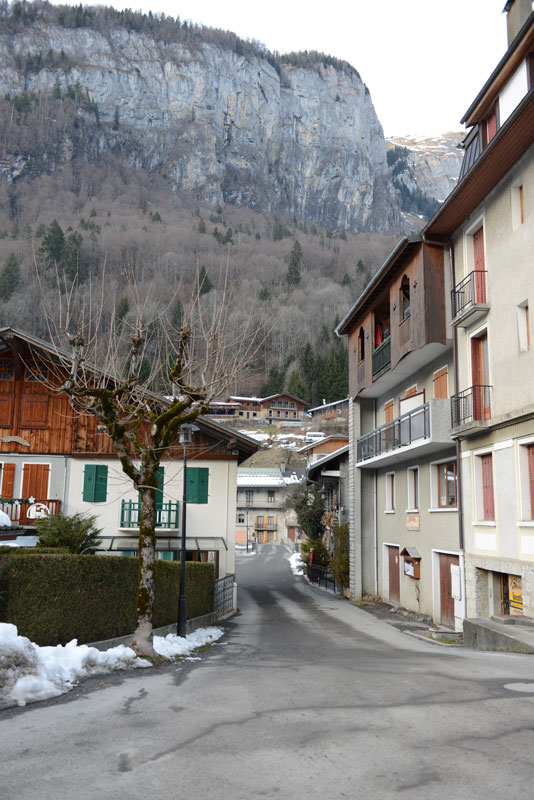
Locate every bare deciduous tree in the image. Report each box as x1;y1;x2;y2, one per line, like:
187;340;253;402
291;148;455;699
37;261;266;656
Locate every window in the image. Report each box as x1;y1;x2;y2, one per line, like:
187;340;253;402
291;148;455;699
385;472;395;512
267;490;275;503
512;182;525;229
256;515;264;526
237;513;245;524
83;464;108;502
518;440;534;521
471;331;490;419
358;327;365;363
433;367;448;399
529;445;534;521
481;453;495;521
186;467;209;504
21;463;50;500
293;411;297;419
290;402;295;408
517;301;530;351
407;467;419;511
246;490;253;507
486;107;497;143
437;461;457;508
400;275;411;320
268;516;274;525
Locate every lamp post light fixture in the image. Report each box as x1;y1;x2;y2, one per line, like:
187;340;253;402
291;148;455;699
177;423;199;637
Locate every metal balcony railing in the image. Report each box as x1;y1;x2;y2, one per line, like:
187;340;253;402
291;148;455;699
120;500;180;529
357;403;429;462
0;498;61;525
451;386;491;427
372;336;391;376
451;270;487;319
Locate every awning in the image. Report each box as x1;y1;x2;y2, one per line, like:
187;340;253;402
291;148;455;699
98;535;228;552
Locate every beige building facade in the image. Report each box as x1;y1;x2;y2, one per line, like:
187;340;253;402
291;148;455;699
425;0;534;620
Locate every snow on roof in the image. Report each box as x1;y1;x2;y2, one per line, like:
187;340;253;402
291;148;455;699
237;467;285;487
307;398;349;413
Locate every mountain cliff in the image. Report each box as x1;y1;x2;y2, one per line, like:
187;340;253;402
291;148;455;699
0;7;402;233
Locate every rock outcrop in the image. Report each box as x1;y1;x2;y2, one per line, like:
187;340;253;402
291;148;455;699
0;20;402;233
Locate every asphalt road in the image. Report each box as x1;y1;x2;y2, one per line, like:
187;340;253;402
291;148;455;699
2;545;534;799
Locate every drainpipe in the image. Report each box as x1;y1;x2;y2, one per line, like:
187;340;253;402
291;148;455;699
62;455;69;516
373;398;378;595
450;243;467;625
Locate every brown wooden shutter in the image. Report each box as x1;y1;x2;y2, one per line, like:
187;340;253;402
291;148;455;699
385;400;394;423
473;227;485;268
433;367;448;399
406;385;418;398
20;395;48;428
481;454;494;521
529;445;534;521
1;463;15;498
0;395;14;427
22;464;50;499
487;110;497;143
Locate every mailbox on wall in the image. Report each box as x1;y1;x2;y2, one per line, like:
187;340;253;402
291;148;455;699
400;546;421;579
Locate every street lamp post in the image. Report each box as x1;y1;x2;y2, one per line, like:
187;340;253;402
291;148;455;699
177;423;198;637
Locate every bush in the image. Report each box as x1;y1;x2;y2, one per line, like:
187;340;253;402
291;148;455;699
300;538;329;567
34;512;102;554
0;553;214;646
330;522;350;588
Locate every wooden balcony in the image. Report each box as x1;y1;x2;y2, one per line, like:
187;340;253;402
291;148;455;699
0;498;61;525
120;499;180;529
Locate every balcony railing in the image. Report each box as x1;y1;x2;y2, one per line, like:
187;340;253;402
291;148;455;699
451;270;487;320
451;386;492;427
372;336;391;376
120;500;180;529
357;403;429;462
0;498;61;525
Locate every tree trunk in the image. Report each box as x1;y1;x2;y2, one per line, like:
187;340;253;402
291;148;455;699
130;481;157;657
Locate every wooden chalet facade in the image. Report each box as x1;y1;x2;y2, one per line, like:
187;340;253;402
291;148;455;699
0;328;258;577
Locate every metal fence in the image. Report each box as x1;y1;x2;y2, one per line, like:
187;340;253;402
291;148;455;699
307;564;338;593
120;500;180;528
357;403;429;462
372;337;391;375
451;270;487;319
451;385;491;427
214;575;234;617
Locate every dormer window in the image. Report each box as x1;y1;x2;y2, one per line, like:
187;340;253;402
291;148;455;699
400;275;411;320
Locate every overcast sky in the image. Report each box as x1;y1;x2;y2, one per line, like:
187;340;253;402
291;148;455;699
52;0;511;137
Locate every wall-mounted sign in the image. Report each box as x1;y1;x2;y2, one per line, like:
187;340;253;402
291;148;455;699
406;514;420;530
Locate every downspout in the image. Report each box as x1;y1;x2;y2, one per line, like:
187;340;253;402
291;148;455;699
373;398;378;595
449;244;464;552
62;455;68;516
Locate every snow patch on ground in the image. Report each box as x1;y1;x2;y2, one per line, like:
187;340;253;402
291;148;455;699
0;622;223;708
288;552;305;575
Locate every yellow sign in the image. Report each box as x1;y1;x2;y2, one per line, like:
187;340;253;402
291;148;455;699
509;574;523;615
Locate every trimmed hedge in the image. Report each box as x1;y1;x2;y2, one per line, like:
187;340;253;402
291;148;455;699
0;553;215;646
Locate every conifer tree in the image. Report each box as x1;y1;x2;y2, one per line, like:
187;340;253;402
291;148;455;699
0;253;20;300
286;240;302;287
40;219;65;264
198;265;213;295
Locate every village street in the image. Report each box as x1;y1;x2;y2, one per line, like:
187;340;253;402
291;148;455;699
1;546;534;799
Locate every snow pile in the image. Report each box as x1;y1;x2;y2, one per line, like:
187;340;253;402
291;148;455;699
0;623;223;708
153;627;223;659
289;552;305;575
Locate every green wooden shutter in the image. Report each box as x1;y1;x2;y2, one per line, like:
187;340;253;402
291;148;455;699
83;464;108;502
186;467;209;504
94;465;108;502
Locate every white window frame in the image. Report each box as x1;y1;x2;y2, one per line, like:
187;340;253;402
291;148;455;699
516;300;530;352
407;466;419;512
472;447;496;526
429;457;458;512
517;435;534;524
463;214;485;274
385;472;395;513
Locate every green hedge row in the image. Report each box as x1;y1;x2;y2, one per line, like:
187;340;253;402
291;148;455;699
0;553;215;646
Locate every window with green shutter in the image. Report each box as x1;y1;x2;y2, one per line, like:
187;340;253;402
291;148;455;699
83;464;108;502
186;467;209;504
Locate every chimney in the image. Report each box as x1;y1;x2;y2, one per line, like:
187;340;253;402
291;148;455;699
504;0;532;46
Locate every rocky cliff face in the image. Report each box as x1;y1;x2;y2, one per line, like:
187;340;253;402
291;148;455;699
387;133;464;204
0;21;402;233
